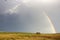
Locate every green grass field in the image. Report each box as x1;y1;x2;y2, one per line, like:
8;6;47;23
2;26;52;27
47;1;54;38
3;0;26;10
0;32;60;40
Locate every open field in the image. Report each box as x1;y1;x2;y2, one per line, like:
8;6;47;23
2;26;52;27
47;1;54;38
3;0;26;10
0;32;60;40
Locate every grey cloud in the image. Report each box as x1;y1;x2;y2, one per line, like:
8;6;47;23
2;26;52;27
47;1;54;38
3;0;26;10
0;0;60;33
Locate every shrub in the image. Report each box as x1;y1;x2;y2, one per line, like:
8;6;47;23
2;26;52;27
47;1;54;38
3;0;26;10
36;32;41;34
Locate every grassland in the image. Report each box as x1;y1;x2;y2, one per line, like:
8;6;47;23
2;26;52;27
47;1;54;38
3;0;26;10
0;32;60;40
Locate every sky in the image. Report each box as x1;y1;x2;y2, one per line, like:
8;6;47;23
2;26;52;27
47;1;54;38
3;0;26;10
0;0;60;33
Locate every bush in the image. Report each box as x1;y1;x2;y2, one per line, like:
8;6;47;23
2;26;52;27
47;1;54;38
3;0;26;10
36;32;41;34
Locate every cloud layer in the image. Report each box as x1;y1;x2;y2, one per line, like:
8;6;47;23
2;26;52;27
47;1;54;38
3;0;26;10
0;0;60;33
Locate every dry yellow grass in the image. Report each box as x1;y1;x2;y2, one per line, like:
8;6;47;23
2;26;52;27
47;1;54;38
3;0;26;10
0;32;60;40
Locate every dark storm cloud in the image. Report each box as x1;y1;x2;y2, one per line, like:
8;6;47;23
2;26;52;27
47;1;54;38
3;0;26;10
0;0;60;33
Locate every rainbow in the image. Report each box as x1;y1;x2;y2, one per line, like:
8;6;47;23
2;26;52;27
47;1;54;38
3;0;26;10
43;12;56;33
